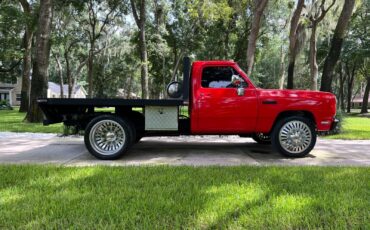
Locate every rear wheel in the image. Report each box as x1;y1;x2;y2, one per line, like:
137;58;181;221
271;116;316;157
252;133;271;144
84;115;133;160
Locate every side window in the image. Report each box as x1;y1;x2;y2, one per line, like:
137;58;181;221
201;66;247;88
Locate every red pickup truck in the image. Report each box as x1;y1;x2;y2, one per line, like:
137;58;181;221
38;57;338;160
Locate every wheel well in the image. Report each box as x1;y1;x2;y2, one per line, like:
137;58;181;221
116;110;144;132
273;111;316;128
68;108;145;132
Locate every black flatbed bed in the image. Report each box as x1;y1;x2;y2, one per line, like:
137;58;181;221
37;98;185;107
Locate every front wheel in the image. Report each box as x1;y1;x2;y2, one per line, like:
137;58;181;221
271;116;316;158
84;115;133;160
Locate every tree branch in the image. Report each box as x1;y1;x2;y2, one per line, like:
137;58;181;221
75;43;116;75
316;0;336;23
97;4;119;39
130;0;141;27
88;0;97;39
0;59;22;73
19;0;31;13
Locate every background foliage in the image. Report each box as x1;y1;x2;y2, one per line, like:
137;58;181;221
0;0;368;109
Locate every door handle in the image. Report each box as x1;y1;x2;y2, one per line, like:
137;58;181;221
262;100;277;104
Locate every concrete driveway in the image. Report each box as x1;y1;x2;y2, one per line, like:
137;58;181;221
0;132;369;166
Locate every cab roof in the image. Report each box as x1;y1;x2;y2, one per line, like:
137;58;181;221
192;60;237;66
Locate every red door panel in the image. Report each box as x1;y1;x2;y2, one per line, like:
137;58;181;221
195;87;258;134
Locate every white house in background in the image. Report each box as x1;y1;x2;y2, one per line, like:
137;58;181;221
48;82;87;98
351;82;370;109
0;78;86;106
0;77;22;106
352;96;369;109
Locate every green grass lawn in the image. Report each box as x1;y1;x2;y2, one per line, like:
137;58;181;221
0;165;368;229
0;109;63;133
325;116;370;140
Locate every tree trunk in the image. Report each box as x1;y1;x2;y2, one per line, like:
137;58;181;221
338;63;346;111
361;77;370;113
171;52;184;82
26;0;53;123
224;9;237;60
287;0;305;89
139;0;149;99
164;57;168;98
308;0;336;91
84;0;119;98
279;45;286;89
88;40;95;98
287;61;295;89
64;53;73;98
139;27;149;99
320;0;355;92
224;29;230;60
19;0;33;113
54;54;64;98
309;24;319;90
246;0;269;76
346;63;356;113
127;74;133;99
346;78;353;113
130;0;149;99
19;28;33;112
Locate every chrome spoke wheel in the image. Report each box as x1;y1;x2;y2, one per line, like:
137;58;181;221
89;120;126;156
278;120;312;154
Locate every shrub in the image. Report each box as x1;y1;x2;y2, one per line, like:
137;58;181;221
0;100;13;110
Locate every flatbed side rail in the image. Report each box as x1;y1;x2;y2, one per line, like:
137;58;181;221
38;98;184;107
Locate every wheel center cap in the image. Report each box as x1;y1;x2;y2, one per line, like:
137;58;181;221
289;133;302;144
106;132;116;142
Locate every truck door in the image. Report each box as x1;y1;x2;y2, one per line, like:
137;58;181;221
194;65;258;134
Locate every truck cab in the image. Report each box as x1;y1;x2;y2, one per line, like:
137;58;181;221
38;58;338;160
190;61;258;134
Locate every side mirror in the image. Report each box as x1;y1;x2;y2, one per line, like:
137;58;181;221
231;75;241;87
237;87;245;96
231;75;248;88
167;81;183;98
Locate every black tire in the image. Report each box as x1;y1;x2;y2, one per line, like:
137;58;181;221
125;118;137;145
252;133;271;144
84;115;134;160
271;116;316;158
127;111;144;143
135;135;143;143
